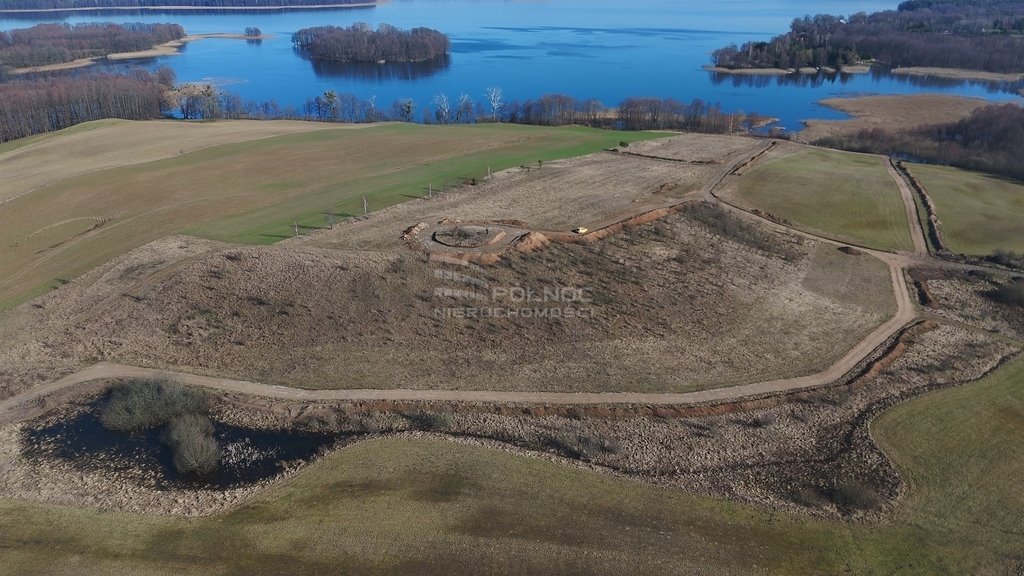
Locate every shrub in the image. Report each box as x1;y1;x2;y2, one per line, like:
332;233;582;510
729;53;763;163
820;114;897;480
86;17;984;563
827;481;881;511
164;414;221;477
987;283;1024;308
986;249;1024;270
619;140;629;148
748;413;776;428
99;378;207;432
404;411;454;431
542;431;618;460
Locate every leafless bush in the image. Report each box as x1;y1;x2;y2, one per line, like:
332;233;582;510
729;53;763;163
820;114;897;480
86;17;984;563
163;414;221;476
404;411;454;432
986;282;1024;308
99;378;207;432
826;480;881;511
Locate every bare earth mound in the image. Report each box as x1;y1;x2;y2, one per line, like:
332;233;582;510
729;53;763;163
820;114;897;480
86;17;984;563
0;203;894;395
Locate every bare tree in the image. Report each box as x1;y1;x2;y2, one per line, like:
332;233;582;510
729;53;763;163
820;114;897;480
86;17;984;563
456;93;474;123
485;87;503;120
367;94;377;122
433;93;450;124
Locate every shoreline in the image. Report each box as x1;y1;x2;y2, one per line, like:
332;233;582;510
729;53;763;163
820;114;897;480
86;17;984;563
0;2;376;12
795;93;992;144
890;66;1024;83
11;33;273;75
703;64;872;76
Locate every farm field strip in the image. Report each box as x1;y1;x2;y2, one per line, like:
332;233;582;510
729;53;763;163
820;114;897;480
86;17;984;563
0;122;663;309
727;144;915;252
904;163;1024;255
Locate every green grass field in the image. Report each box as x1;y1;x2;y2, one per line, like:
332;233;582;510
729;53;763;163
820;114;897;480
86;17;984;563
0;121;663;310
736;147;913;251
906;163;1024;255
2;356;1021;575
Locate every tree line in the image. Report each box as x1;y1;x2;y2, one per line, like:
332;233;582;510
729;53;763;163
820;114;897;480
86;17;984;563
712;1;1024;72
0;0;372;8
292;23;449;63
0;65;759;142
176;86;757;135
814;103;1024;181
0;68;173;142
0;22;185;69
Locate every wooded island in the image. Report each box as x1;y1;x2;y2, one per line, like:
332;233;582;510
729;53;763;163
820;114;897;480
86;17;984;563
292;23;449;64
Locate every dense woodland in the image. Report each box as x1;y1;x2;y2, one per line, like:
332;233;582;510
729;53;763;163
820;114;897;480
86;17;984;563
0;68;172;142
0;22;184;68
292;23;449;63
815;103;1024;181
0;0;372;9
712;0;1024;72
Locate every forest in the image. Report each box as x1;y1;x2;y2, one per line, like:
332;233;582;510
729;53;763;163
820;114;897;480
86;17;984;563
0;0;373;9
0;68;173;142
711;0;1024;72
292;23;449;63
0;22;184;68
814;103;1024;181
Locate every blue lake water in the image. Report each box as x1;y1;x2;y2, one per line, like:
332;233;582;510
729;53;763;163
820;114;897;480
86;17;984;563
3;0;1022;130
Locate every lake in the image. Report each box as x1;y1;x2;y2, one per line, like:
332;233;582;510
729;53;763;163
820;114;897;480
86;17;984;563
3;0;1022;130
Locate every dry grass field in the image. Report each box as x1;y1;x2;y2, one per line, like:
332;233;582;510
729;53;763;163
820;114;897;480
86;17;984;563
0;198;894;396
0;119;370;205
0;120;663;309
796;94;989;143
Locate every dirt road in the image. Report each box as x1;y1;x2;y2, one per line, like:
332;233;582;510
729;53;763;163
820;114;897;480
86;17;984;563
885;158;930;256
